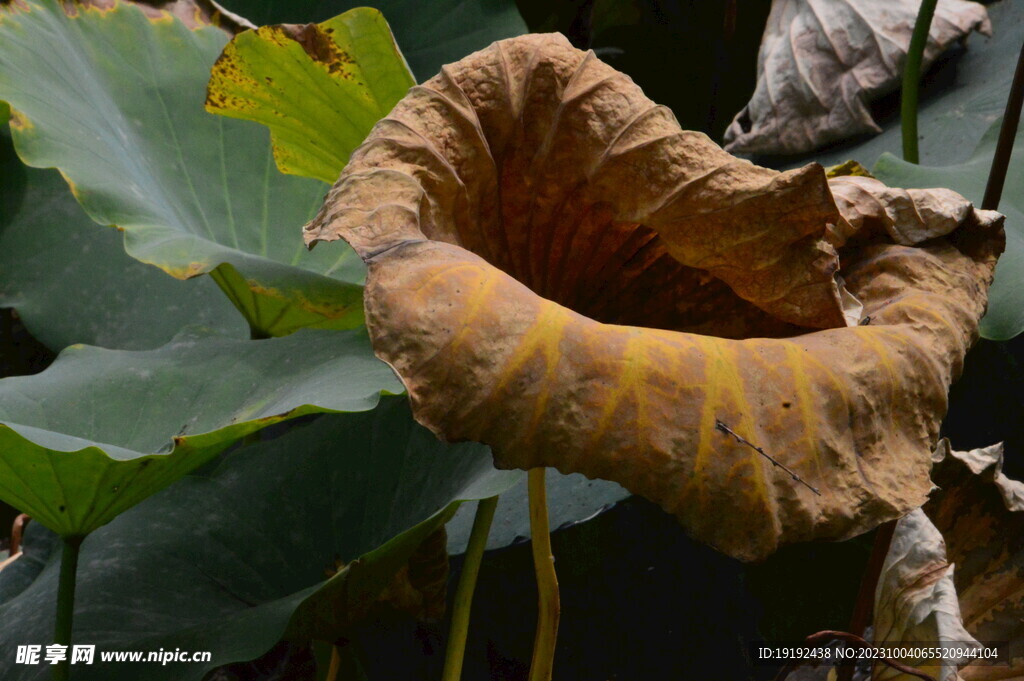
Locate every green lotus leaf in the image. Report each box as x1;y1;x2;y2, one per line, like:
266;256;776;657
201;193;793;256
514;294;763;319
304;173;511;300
0;327;401;536
873;120;1024;340
0;129;247;351
447;472;629;550
0;0;367;338
206;8;415;184
0;399;520;680
214;0;527;81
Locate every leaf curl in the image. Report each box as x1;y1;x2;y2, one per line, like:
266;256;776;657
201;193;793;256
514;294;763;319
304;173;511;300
305;34;1004;561
928;441;1024;679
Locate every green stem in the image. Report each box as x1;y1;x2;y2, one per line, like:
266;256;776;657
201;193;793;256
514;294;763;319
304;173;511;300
325;645;341;681
901;0;939;163
441;495;499;681
53;535;84;681
982;38;1024;211
209;265;269;340
527;469;559;681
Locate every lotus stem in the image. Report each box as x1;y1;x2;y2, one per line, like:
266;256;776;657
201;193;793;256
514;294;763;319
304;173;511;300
11;513;29;554
848;520;897;635
208;265;271;339
53;535;83;681
527;468;559;681
982;37;1024;211
836;520;897;681
325;645;341;681
441;495;499;681
901;0;939;163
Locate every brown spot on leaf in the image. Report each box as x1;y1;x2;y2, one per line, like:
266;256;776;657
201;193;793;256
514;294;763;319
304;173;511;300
279;22;340;66
7;109;31;131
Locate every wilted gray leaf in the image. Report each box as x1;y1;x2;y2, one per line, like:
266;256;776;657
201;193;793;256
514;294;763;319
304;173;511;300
724;0;990;156
870;508;980;681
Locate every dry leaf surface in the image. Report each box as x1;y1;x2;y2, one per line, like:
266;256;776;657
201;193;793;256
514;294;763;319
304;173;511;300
306;34;1003;561
724;0;991;156
928;441;1024;680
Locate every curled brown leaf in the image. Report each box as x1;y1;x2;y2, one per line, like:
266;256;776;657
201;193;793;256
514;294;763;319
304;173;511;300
928;441;1024;680
306;34;1003;561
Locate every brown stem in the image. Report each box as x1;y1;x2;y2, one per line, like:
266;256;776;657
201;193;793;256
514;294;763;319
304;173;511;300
848;521;897;635
10;513;29;555
836;520;897;681
982;37;1024;211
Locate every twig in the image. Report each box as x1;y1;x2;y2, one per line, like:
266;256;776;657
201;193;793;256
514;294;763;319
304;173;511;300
715;419;821;495
982;37;1024;211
